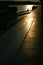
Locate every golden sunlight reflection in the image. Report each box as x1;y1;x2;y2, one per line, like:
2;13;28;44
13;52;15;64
27;18;33;28
21;20;36;57
20;9;37;57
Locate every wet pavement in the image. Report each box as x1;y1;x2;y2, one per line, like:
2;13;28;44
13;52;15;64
0;5;43;65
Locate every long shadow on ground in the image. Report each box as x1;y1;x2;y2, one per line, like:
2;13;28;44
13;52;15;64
0;11;30;35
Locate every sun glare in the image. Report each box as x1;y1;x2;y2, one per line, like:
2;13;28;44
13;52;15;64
26;5;33;12
28;5;33;11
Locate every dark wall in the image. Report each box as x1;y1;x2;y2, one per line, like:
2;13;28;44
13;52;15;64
0;1;9;10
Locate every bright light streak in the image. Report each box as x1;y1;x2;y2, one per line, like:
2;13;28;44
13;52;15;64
27;18;33;28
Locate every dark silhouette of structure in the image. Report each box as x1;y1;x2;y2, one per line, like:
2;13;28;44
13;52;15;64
0;1;18;33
